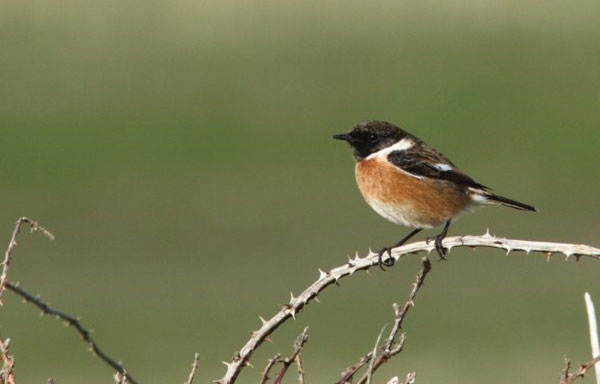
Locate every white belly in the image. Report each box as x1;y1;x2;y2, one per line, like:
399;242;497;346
367;198;435;229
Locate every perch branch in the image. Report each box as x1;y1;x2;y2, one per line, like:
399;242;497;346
185;353;200;384
272;327;309;384
0;217;53;306
216;232;600;384
5;282;138;384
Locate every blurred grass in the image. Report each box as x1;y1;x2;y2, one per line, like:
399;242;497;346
0;0;599;383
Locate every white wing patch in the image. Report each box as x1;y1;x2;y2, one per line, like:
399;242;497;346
365;138;414;160
434;163;453;171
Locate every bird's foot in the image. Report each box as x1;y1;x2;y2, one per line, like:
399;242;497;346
376;247;395;269
426;236;447;261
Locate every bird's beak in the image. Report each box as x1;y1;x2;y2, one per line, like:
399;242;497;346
333;132;352;142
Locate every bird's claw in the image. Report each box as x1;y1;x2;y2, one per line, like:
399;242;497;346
376;247;395;269
434;236;447;261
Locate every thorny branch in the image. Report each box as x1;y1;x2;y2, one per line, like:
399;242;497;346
5;282;138;383
272;327;309;384
560;356;600;384
0;217;53;306
217;232;600;384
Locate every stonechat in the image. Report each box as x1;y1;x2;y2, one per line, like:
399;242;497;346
333;120;536;264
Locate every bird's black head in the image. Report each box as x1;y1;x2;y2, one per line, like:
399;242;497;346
333;121;409;161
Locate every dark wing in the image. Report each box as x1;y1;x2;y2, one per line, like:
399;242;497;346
387;142;489;190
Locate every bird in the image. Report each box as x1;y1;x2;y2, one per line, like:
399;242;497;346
333;120;536;265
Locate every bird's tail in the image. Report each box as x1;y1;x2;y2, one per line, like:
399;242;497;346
470;189;537;212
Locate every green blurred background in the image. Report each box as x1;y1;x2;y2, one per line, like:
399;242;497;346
1;0;599;382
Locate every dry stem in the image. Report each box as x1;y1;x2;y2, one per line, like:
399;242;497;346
339;257;430;384
272;327;309;384
217;232;600;384
185;353;200;384
0;336;16;384
295;353;305;384
5;282;137;384
561;356;600;383
259;354;281;384
0;217;53;306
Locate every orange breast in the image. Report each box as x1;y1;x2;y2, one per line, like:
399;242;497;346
355;158;470;228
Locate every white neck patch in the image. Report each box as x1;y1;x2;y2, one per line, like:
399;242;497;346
365;138;414;160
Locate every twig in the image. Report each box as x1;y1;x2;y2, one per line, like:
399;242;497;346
259;354;281;384
295;353;305;384
356;258;431;384
584;293;600;384
272;327;309;384
560;356;600;383
401;372;416;384
365;326;386;384
0;217;53;306
216;232;600;384
0;336;16;384
4;282;138;384
337;352;372;384
185;353;200;384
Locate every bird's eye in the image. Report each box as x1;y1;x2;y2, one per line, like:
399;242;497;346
367;133;377;142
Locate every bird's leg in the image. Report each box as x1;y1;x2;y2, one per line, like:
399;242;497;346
433;220;452;261
377;228;423;268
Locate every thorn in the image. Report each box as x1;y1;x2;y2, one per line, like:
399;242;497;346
523;247;531;254
365;268;371;275
563;252;573;260
290;308;297;320
546;252;552;262
264;334;273;342
259;316;267;325
484;228;491;237
245;361;254;368
290;292;296;303
318;268;328;279
505;247;512;255
222;361;231;368
313;296;321;303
